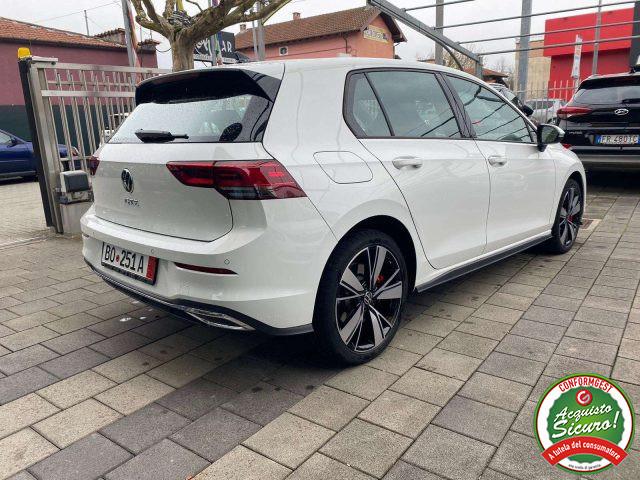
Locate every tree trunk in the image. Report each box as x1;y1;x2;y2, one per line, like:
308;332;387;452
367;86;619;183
171;37;195;71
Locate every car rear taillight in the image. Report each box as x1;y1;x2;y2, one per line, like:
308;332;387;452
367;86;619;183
88;155;100;176
166;160;306;200
557;106;592;119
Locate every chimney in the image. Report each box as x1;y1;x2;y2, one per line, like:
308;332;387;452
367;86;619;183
240;23;247;32
293;12;301;20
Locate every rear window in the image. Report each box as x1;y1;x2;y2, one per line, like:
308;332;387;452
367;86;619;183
574;77;640;105
110;69;280;144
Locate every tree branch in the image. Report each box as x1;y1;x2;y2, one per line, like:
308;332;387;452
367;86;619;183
130;0;167;34
184;0;203;12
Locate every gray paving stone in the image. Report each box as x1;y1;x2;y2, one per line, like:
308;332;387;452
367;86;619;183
137;332;203;362
0;345;58;375
28;433;132;480
222;381;303;426
556;336;618;365
383;461;443;480
171;407;261;462
105;439;208;480
204;354;281;392
3;312;59;332
89;331;152;358
495;335;556;363
486;292;534;311
33;399;121;448
406;315;458;337
37;370;116;409
416;348;482;381
613;357;640;385
156;377;236;420
45;313;102;335
131;316;187;339
6;471;38;480
95;374;174;415
359;390;439;438
40;329;105;355
244;412;334;469
366;346;421;376
574;306;628;328
544;354;611;378
455;317;511;341
101;403;190;454
459;372;531;412
326;365;398;401
40;347;109;379
0;326;58;352
289;385;368;431
479;352;545;386
8;298;59;317
193;445;290;480
511;401;536;438
86;315;146;337
86;302;140;322
403;425;495;480
474;304;523;325
0;367;58;405
425;301;475;321
0;429;58;479
321;418;412;478
437;331;498;359
391;368;463;406
0;394;59;440
289;453;375;480
92;350;162;384
565;321;623;345
432;395;515;446
533;294;582;312
543;283;589;300
479;469;518;480
390;328;441;355
509;319;565;343
490;431;572;480
190;333;265;365
499;282;543;298
582;294;632;313
267;359;341;395
523;305;574;326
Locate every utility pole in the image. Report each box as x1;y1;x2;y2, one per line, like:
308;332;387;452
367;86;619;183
256;2;266;61
517;0;532;97
84;10;90;35
592;0;603;75
121;0;137;67
435;0;444;65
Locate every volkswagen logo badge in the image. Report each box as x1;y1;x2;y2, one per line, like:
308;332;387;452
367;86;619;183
121;169;134;193
615;108;629;116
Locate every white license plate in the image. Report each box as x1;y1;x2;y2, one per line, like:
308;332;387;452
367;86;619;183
596;134;640;145
101;243;157;285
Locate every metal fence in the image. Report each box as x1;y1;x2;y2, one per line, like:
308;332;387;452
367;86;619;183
515;79;579;124
19;56;168;233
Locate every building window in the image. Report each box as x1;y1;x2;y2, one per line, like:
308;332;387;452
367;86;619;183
279;46;289;56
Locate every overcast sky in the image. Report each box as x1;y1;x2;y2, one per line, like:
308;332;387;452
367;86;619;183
0;0;626;70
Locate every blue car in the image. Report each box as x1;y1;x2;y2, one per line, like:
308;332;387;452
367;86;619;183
0;129;77;180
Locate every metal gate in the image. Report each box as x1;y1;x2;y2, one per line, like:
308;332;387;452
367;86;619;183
18;56;168;234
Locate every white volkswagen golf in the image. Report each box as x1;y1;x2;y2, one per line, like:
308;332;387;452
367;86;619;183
82;58;585;364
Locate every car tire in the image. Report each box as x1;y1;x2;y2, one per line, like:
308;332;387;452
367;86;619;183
544;178;582;254
313;229;408;365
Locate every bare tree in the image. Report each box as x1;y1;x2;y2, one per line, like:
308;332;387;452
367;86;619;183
131;0;290;71
419;44;481;72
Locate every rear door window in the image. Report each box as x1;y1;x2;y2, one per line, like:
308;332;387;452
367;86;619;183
110;69;280;144
344;73;391;137
367;71;462;138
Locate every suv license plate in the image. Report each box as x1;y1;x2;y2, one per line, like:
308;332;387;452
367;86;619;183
596;134;640;145
101;243;157;285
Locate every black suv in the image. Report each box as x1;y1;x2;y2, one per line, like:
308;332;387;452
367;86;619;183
559;72;640;169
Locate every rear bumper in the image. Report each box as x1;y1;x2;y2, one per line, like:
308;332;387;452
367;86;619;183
574;153;640;168
81;199;337;332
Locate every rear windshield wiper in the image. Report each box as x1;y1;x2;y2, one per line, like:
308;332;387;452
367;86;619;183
135;130;189;143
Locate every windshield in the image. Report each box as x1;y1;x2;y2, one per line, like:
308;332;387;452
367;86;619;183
110;69;280;144
574;77;640;105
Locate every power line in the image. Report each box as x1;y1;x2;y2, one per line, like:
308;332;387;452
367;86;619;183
35;1;120;24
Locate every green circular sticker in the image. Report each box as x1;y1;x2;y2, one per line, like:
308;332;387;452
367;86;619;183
535;374;635;474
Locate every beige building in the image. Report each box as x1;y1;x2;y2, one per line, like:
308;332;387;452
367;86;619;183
513;39;551;95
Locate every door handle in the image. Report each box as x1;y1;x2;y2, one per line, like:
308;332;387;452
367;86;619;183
487;155;508;166
392;156;423;169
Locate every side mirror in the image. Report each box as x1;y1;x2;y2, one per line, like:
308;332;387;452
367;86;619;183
8;137;19;147
537;124;564;152
521;104;534;117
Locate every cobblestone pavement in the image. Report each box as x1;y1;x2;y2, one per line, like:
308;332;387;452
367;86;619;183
1;172;640;480
0;179;48;248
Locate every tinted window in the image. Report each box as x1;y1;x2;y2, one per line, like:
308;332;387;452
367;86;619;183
574;77;640;105
111;70;280;144
345;73;391;137
367;71;461;138
449;76;533;143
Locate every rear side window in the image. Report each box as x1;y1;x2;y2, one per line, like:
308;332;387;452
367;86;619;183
110;69;280;144
574;77;640;105
448;76;533;143
344;73;391;137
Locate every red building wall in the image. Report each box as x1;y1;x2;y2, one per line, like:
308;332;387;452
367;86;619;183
544;8;633;100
